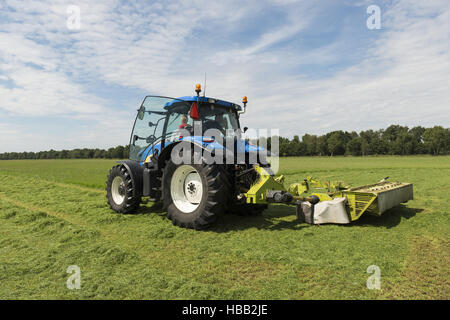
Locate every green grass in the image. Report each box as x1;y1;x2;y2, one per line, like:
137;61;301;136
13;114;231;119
0;156;449;299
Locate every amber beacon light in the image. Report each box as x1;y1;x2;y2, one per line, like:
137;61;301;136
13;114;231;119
195;84;202;96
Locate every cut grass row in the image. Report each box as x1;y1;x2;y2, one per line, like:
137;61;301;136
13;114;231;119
0;156;449;299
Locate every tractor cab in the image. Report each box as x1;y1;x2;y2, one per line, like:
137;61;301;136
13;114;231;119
129;93;245;163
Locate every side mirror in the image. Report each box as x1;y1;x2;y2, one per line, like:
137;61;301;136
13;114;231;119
243;127;248;133
148;121;155;127
132;135;139;145
137;106;145;120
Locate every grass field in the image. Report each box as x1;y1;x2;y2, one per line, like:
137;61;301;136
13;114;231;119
0;156;449;299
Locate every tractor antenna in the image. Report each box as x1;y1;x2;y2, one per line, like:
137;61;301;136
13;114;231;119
203;73;206;97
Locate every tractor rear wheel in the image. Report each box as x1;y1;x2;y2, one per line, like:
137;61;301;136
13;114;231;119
106;165;141;213
162;159;228;230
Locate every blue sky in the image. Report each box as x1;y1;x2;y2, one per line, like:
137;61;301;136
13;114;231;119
1;0;449;152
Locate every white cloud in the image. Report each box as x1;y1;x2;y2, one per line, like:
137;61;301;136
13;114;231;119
237;0;450;135
0;0;449;152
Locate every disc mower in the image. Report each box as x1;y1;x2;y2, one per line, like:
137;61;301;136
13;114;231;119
106;85;413;229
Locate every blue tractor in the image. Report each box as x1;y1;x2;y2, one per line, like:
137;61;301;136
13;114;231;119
106;84;268;229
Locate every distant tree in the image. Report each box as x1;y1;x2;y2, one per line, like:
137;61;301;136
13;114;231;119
327;131;346;156
395;129;411;155
75;149;82;158
383;125;405;143
302;134;318;156
113;146;125;159
382;125;409;154
359;130;374;155
423;126;448;155
408;126;426;154
317;135;329;156
346;137;363;156
278;136;291;156
287;135;304;156
93;149;105;158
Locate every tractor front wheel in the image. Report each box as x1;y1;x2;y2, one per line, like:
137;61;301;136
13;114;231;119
106;165;141;213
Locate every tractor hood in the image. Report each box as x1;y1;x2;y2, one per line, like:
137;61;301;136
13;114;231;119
181;136;264;153
138;136;267;164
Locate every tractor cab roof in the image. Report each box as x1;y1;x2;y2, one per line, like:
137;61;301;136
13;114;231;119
164;96;242;112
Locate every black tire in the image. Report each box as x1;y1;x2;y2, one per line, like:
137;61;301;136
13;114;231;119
229;203;268;216
106;165;141;213
162;158;229;230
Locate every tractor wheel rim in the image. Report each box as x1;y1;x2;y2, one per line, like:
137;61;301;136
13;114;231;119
111;176;126;205
171;165;203;213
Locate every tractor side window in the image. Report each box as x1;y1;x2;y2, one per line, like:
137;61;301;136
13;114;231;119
129;96;176;161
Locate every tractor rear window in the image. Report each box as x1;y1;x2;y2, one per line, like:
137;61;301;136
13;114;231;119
165;103;240;140
199;103;239;130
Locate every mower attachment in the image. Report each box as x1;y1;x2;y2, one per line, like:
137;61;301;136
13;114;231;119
243;165;414;224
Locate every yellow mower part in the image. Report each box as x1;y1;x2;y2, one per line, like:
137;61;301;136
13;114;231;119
288;177;349;196
244;165;286;204
288;183;308;196
342;192;378;221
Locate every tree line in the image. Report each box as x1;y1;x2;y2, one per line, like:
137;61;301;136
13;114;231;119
0;145;130;160
260;125;449;156
0;125;448;160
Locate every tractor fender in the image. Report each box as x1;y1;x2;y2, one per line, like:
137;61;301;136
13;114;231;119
117;160;144;197
158;140;220;169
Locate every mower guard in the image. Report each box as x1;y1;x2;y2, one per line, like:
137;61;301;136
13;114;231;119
339;182;414;221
